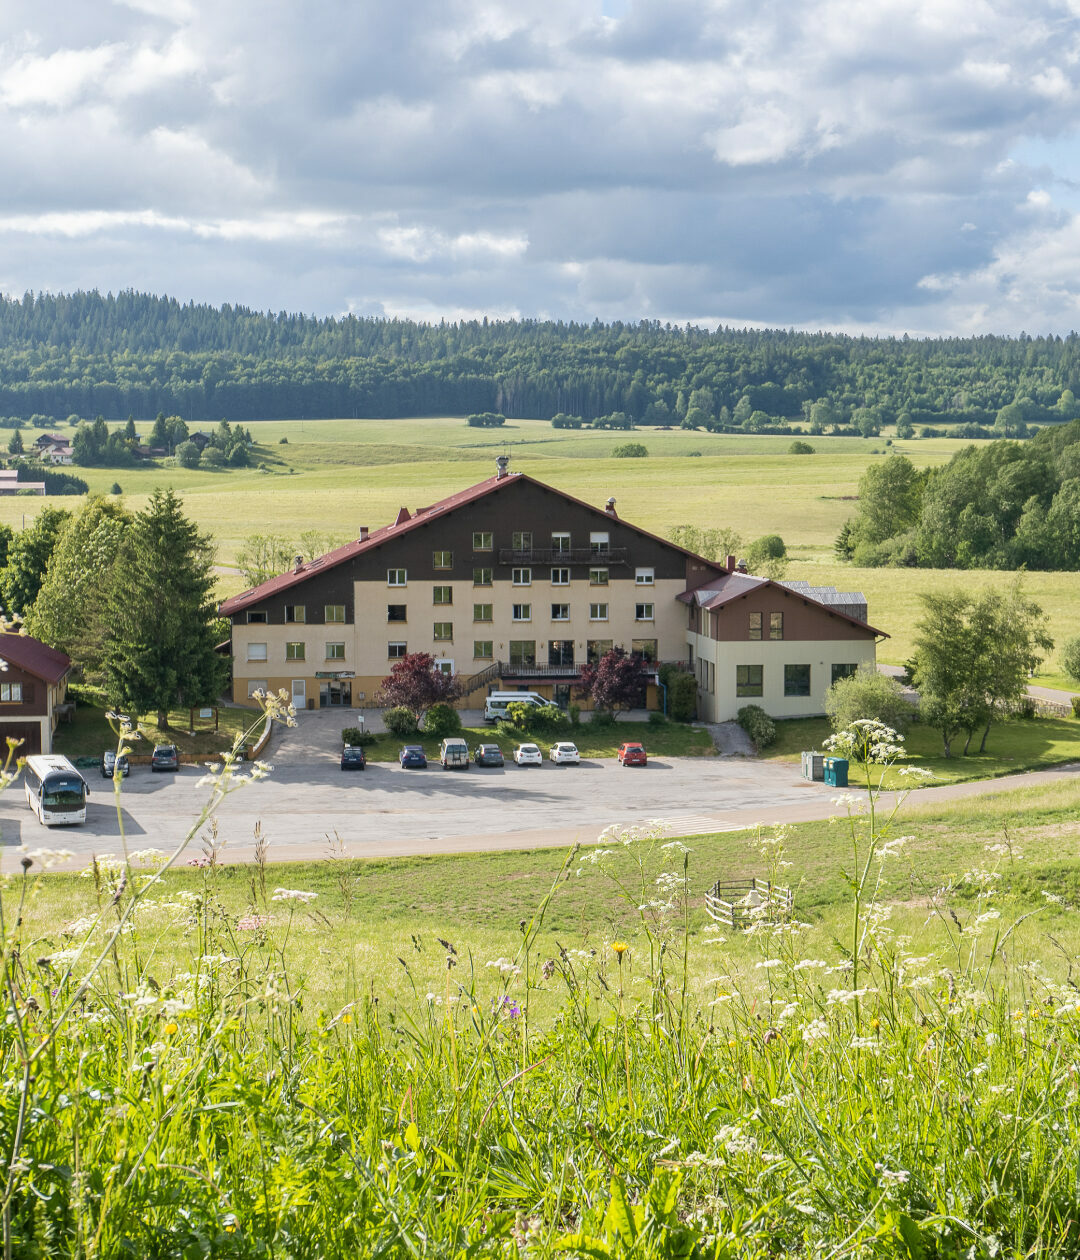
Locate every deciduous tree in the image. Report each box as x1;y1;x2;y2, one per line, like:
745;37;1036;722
375;652;462;722
576;646;647;717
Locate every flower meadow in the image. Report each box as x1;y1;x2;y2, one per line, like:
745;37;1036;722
2;715;1080;1257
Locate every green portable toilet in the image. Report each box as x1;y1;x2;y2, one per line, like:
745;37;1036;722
823;757;849;787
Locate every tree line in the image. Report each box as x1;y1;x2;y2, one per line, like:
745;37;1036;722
4;290;1080;429
836;418;1080;569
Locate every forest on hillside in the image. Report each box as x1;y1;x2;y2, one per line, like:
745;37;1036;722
3;289;1080;427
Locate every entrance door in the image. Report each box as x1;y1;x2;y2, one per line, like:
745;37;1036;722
291;679;306;709
319;681;352;706
554;684;571;708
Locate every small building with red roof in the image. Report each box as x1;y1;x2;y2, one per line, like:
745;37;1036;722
0;632;72;755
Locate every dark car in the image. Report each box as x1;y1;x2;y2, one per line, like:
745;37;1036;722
617;742;648;767
340;745;367;770
399;744;428;769
150;743;179;772
101;750;130;779
473;743;504;767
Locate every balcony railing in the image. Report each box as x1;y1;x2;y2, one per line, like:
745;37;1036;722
497;547;629;566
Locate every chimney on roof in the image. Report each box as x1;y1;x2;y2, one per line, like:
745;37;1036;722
358;526;369;541
495;454;510;480
293;554;304;573
725;554;737;571
394;506;411;526
604;496;617;517
736;559;749;574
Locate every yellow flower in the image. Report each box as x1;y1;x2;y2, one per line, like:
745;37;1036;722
870;1018;880;1032
163;1021;178;1035
342;1012;353;1025
612;941;629;957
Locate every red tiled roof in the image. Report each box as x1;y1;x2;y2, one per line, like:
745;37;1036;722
0;632;71;683
679;572;888;638
219;472;724;616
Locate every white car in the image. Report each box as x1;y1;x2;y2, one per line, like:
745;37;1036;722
513;742;543;766
549;742;580;765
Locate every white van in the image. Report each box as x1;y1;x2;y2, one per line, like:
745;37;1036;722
484;691;552;723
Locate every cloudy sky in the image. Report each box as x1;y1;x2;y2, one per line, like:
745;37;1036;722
1;0;1079;334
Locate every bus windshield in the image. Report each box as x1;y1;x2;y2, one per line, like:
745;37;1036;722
42;777;87;812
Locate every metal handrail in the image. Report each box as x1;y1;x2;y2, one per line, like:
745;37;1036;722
497;547;629;565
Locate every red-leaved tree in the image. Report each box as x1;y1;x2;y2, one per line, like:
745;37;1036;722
375;652;462;722
576;646;647;718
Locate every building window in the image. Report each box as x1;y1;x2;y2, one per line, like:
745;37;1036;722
473;603;493;622
284;605;305;623
247;610;268;623
770;612;784;641
434;622;453;642
635;567;654;585
388;568;407;586
433;660;453;677
551;603;569;620
473;567;493;586
632;638;658;662
246;679;267;699
736;664;763;697
784;664;811;696
0;682;22;702
749;611;763;641
635;602;654;621
325;604;346;623
512;603;531;621
512;567;532;585
587;639;612;664
247;642;268;662
590;531;610;553
589;568;609;586
388;641;407;659
512;531;532;551
509;640;536;667
473;531;493;551
285;642;305;662
433;586;453;605
473;640;493;659
433;550;453;570
589;603;608;620
551;531;571;553
387;604;407;622
551;567;570;585
326;642;346;661
832;663;858;685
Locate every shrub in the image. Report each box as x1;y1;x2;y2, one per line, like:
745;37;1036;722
466;412;506;427
737;704;776;748
278;436;289;444
668;672;697;722
200;447;226;469
382;705;419;737
1061;636;1080;685
342;728;377;747
588;707;617;728
176;440;201;468
1072;696;1080;718
530;704;570;735
421;703;462;737
824;664;912;736
110;482;122;495
648;711;668;727
612;443;648;458
568;704;581;727
788;440;815;454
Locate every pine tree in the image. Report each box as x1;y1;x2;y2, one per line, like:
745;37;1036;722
103;489;225;728
7;427;23;455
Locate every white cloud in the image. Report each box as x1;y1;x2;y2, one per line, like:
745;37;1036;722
0;44;119;107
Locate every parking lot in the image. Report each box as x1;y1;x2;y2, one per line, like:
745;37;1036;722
0;710;842;869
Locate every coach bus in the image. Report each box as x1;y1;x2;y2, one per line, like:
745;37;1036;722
24;755;89;826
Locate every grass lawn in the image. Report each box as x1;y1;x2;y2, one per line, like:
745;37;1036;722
361;718;713;762
52;687;263;759
762;711;1080;788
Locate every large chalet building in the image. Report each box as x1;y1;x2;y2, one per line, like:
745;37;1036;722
220;461;885;721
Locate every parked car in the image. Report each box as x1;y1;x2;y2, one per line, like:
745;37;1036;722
399;745;428;769
150;743;179;772
440;737;470;770
549;742;580;765
473;743;505;767
617;742;647;767
101;750;130;778
340;745;366;770
513;742;543;766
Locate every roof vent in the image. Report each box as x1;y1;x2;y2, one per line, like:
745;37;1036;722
604;496;617;516
393;507;411;526
735;559;749;574
293;554;304;573
495;455;510;480
358;526;369;541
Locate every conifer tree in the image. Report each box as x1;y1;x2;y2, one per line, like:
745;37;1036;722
103;489;225;728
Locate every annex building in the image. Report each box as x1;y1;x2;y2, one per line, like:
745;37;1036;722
219;461;885;721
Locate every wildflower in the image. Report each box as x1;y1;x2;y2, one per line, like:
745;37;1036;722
755;959;782;970
802;1019;830;1043
874;1164;910;1186
271;888;317;903
485;957;522;976
163;1021;178;1035
612;941;628;957
237;914;270;931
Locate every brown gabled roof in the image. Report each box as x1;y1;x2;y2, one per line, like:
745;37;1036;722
219;472;724;617
678;572;889;638
0;632;71;683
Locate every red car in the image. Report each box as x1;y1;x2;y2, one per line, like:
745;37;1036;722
617;742;647;766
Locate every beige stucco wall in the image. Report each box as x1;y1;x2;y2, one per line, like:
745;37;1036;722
688;631;877;723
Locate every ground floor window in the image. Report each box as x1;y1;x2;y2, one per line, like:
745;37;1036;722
631;638;658;662
474;640;493;659
246;679;267;698
784;664;811;697
388;641;407;658
319;680;351;707
587;639;612;664
509;640;536;667
831;663;858;684
548;639;574;667
736;664;763;697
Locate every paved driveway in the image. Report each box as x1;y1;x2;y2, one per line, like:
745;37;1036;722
1;709;837;869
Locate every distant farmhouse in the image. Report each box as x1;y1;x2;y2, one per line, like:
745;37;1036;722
0;470;44;496
220;462;885;719
33;433;73;465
